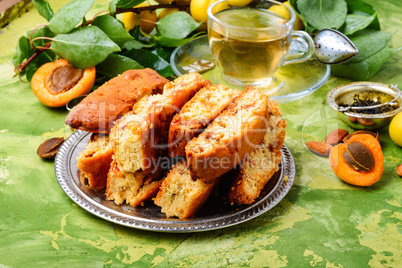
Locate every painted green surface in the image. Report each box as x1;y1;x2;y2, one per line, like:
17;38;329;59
0;0;401;267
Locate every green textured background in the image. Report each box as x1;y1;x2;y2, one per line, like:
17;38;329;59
0;0;401;267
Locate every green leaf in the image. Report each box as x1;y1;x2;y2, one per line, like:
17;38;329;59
348;30;392;63
48;0;94;34
152;45;175;62
109;0;117;16
288;0;300;12
297;0;348;30
50;26;121;69
96;54;143;78
331;46;401;80
129;26;152;43
342;14;374;35
32;0;54;21
346;0;380;30
13;35;55;79
116;0;145;9
123;49;174;77
122;39;154;50
157;12;202;39
91;15;133;47
13;36;33;67
157;32;204;48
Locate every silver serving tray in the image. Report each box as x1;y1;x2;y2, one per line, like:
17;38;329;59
55;130;295;232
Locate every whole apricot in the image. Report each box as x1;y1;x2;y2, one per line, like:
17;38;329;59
389;112;402;147
139;10;158;34
121;2;157;34
31;59;96;107
284;2;304;30
227;0;253;7
268;1;304;30
122;12;137;31
190;0;217;23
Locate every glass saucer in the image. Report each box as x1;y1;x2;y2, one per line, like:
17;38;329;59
170;35;331;103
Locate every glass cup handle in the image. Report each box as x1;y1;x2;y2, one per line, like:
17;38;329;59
282;31;315;65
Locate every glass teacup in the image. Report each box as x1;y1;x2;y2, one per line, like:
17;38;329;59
207;0;315;88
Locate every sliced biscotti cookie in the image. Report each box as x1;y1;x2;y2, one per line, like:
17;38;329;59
185;86;269;183
110;73;209;173
168;84;240;157
77;134;114;189
227;98;286;205
66;68;168;134
106;157;164;207
153;160;218;219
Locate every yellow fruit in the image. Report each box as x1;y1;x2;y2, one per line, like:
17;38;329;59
227;0;253;7
190;0;213;23
268;1;304;30
121;2;157;34
158;7;180;20
284;1;304;30
389;112;402;147
139;10;157;34
268;4;290;20
122;12;137;31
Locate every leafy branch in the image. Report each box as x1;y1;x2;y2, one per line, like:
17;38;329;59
13;0;200;81
289;0;401;80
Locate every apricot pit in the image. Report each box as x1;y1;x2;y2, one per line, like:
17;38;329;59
342;142;375;172
31;59;95;107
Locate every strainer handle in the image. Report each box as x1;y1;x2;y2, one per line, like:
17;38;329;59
282;31;315;65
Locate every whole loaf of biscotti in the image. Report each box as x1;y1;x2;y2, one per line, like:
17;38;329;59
185;86;269;183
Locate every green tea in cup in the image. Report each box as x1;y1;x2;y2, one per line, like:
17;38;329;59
207;0;314;87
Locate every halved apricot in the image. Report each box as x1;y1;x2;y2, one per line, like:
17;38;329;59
329;134;384;186
31;59;96;107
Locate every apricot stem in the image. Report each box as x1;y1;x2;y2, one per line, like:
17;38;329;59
115;2;189;14
29;23;49;48
14;42;52;76
30;37;54;50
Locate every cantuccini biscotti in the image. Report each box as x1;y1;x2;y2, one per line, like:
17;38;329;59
106;157;164;207
153;160;218;219
66;68;169;134
227;98;286;205
110;73;209;173
168;84;240;157
185;86;269;183
76;134;113;189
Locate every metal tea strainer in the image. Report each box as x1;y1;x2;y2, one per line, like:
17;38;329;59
313;28;359;64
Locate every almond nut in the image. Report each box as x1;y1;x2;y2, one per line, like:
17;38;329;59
343;130;380;143
306;141;332;157
357;117;375;126
37;137;65;159
325;129;349;146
